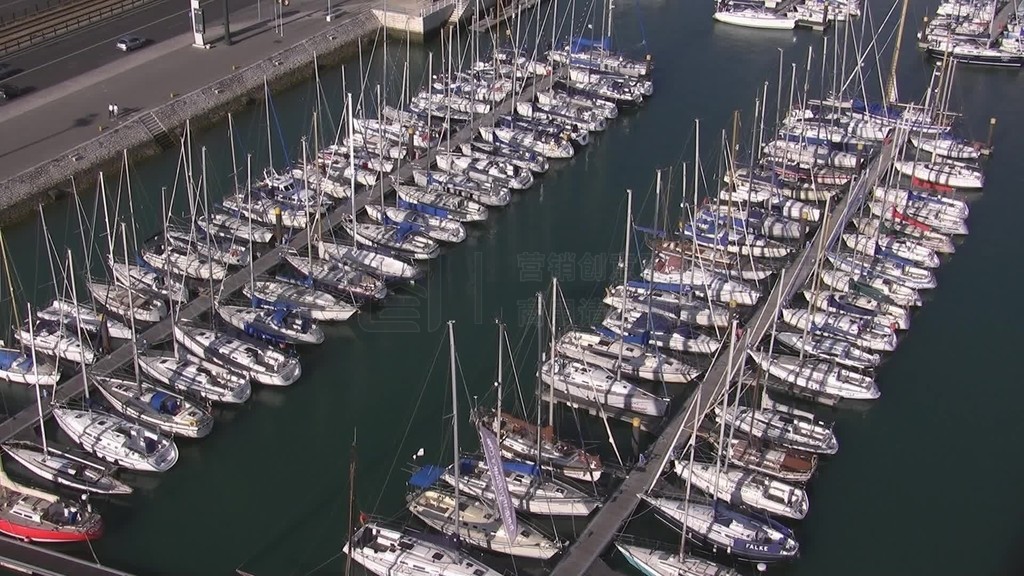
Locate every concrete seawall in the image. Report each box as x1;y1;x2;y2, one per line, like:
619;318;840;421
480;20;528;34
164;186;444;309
0;10;383;226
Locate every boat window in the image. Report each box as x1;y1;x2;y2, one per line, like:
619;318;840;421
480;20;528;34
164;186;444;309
431;552;444;561
397;541;414;551
473;570;485;576
520;529;530;537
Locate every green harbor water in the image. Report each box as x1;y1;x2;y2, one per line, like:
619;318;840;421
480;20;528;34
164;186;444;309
0;0;1023;574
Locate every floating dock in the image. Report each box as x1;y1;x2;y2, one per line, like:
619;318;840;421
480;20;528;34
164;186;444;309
546;131;905;576
470;0;542;32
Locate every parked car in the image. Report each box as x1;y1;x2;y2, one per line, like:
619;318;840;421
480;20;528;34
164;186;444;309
0;85;21;100
115;36;146;52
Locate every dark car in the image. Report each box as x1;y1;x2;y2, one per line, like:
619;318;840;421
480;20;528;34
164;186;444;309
0;85;21;100
115;36;146;52
0;63;16;81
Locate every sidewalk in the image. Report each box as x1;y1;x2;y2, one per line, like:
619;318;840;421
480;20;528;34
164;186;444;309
0;0;380;213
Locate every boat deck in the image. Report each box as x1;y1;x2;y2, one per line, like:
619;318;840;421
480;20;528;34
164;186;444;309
546;131;904;576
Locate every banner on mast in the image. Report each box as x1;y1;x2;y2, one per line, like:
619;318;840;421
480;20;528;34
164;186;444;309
476;423;518;542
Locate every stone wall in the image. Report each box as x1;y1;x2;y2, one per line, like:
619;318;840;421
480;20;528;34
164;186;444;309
0;10;382;226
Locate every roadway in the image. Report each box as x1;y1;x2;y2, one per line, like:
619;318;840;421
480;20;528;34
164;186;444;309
0;0;342;102
547;130;905;576
0;0;379;185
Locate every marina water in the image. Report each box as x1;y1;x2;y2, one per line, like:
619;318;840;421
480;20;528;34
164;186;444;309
0;0;1021;574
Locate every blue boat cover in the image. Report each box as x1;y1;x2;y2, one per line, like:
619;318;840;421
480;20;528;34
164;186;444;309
409;464;445;489
270;308;289;327
0;349;24;371
875;248;915;267
149;391;181;415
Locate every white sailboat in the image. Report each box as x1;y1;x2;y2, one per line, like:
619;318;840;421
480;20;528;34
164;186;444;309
173;323;301;386
714;405;838;454
51;406;178;473
137;349;251;404
540;357;670;416
243;279;358;322
673;461;809;520
556;330;702;384
749;350;879;400
344;523;504;576
407;322;563;560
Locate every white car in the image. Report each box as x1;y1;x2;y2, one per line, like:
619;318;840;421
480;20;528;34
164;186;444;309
116;36;146;52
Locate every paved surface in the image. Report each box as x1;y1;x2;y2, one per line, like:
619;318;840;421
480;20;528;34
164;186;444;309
547;132;905;576
1;0;307;93
0;0;377;182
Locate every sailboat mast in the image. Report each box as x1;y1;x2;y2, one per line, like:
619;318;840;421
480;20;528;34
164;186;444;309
344;428;358;576
26;303;47;455
616;189;632;378
118;227;141;388
547;277;557;426
265;76;274;168
447;320;461;529
229;113;240;193
495;319;504;440
534;291;544;463
66;248;91;403
885;0;910;104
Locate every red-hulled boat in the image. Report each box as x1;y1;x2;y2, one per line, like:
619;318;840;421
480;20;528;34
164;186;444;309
0;465;103;542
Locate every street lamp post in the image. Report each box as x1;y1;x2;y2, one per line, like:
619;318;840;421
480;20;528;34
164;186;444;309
223;0;232;45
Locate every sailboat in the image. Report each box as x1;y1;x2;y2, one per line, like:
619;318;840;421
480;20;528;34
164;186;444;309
36;299;133;340
0;462;104;542
137;349;252;404
94;375;215;438
641;494;800;562
2;320;131;495
407;322;563;560
173;322;302;386
615;539;741;576
52;406;178;472
748;350;880;401
243;278;358;322
556;330;702;384
673;461;809;520
714;404;838;454
216;305;326;345
344;523;505;576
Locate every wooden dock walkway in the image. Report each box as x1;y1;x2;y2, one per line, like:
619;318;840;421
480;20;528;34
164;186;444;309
469;0;541;32
989;0;1022;45
0;69;563;576
547;130;905;576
